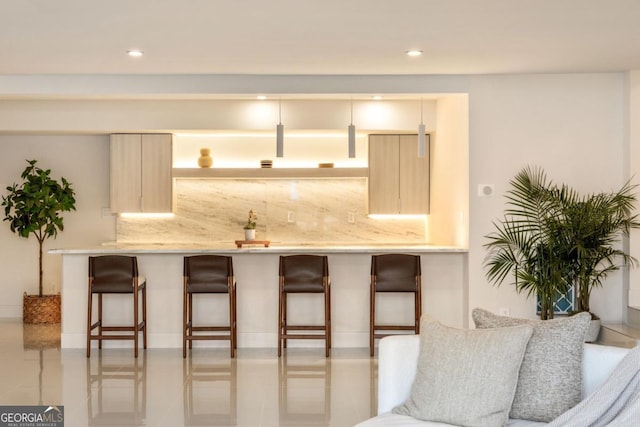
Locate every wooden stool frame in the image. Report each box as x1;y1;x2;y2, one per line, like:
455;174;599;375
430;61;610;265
183;255;237;358
369;254;422;356
86;255;147;358
278;255;331;357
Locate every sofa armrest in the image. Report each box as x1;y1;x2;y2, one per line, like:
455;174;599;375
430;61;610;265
582;343;629;398
377;335;420;415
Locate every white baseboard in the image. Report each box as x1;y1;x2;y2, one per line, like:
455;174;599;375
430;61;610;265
0;306;22;318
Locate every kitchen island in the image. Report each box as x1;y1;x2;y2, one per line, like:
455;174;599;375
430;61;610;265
51;243;467;350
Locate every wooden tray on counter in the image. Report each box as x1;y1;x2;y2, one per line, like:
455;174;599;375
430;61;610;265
234;240;271;248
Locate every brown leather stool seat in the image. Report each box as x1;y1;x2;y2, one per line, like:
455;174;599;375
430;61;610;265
183;255;237;358
278;255;331;357
87;255;147;358
370;254;422;356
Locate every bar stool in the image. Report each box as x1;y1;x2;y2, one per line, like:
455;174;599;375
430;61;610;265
86;255;147;358
278;255;331;357
183;255;237;358
370;254;421;356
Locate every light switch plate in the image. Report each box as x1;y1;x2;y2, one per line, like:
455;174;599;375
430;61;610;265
287;211;295;223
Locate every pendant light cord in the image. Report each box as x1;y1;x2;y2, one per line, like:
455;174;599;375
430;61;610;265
350;98;353;125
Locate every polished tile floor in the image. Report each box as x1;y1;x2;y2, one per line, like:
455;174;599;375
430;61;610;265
0;319;377;426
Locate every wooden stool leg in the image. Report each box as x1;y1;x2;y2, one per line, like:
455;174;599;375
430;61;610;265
86;292;93;358
233;286;238;352
370;284;375;357
183;284;188;358
188;293;193;350
142;286;147;349
229;287;235;358
277;290;283;357
98;294;103;350
134;287;139;358
416;278;422;334
325;288;330;358
282;293;288;349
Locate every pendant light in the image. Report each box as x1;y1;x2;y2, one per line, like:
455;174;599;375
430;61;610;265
418;97;426;158
276;98;284;157
348;98;356;158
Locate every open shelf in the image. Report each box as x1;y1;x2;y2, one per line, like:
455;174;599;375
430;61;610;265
172;167;368;179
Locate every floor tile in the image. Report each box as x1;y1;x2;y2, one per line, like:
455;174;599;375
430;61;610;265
0;319;377;426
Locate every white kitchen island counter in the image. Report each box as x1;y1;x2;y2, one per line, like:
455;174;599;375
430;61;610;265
51;244;467;350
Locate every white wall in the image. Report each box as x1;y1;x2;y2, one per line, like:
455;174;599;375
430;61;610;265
0;99;437;134
0;72;633;326
0;135;114;317
627;71;640;311
467;73;626;324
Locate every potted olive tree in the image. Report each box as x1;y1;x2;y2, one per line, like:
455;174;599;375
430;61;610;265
2;160;76;324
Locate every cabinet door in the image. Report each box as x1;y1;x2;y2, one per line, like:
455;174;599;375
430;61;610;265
368;135;400;214
399;135;430;214
140;134;173;213
110;134;142;213
110;134;173;213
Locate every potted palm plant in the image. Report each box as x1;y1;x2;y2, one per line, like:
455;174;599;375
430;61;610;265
560;183;639;340
485;166;640;329
2;160;76;324
484;166;573;320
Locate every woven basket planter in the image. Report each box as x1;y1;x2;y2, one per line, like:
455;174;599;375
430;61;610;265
23;292;61;324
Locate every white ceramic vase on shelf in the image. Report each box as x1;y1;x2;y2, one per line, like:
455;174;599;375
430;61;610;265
244;229;256;241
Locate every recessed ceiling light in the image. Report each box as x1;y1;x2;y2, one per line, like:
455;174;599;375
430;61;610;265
406;50;423;57
372;95;383;100
127;50;143;57
257;95;267;100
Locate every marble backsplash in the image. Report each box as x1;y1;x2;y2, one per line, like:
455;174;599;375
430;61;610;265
116;179;427;244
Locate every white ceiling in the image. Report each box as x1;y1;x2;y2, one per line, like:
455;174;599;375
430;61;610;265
2;0;640;76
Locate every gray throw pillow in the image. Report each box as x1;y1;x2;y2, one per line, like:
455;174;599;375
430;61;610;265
393;317;533;427
472;308;592;422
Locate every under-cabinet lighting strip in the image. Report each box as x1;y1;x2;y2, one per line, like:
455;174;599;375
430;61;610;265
174;132;366;138
368;214;427;220
120;213;175;219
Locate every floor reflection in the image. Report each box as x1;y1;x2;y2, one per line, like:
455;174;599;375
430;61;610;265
5;320;378;426
86;353;147;426
183;356;237;426
278;354;331;426
22;323;61;351
22;323;61;406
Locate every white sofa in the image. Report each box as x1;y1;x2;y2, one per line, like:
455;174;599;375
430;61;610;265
356;335;630;427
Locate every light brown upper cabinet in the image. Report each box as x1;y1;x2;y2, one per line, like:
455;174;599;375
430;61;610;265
368;134;430;214
110;134;174;213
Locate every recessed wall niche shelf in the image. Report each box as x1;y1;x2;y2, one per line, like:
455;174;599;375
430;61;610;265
172;167;368;179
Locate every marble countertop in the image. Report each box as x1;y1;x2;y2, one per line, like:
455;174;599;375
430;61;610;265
49;242;467;255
